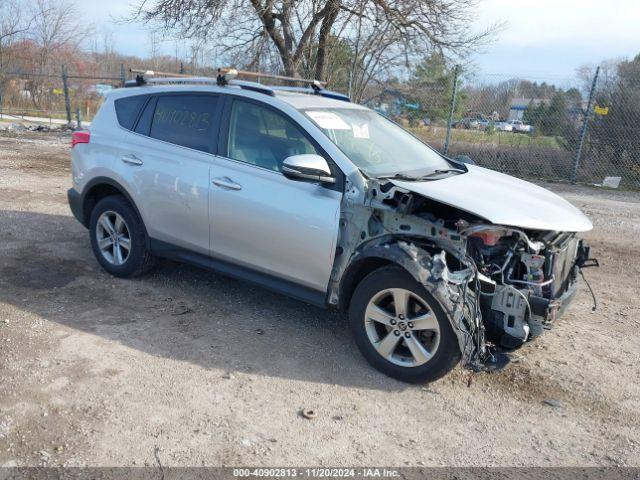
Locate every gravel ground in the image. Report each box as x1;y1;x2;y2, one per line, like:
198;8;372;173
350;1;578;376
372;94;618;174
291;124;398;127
0;131;639;467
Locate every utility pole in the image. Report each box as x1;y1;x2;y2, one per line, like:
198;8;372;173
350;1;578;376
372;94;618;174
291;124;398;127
571;66;600;184
443;65;460;156
61;65;72;125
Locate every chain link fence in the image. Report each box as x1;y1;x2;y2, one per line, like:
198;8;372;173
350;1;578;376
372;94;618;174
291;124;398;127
2;62;639;189
0;66;126;126
397;64;640;189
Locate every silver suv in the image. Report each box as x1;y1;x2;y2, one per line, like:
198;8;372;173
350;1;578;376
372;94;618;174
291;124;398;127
68;74;596;383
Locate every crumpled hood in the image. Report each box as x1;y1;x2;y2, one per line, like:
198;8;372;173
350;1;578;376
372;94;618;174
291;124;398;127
390;164;593;232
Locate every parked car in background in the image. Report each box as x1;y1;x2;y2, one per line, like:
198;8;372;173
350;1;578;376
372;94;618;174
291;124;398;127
477;119;491;130
455;117;481;129
494;121;513;132
509;120;533;133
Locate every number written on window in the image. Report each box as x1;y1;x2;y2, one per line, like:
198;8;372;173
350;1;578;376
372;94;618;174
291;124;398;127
150;95;219;153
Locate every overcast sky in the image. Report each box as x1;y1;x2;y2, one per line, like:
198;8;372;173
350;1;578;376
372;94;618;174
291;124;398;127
83;0;640;82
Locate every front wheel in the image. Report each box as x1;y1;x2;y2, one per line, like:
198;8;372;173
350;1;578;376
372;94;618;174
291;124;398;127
348;265;461;383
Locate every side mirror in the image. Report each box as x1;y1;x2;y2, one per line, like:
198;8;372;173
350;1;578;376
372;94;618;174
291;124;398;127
282;154;336;184
454;154;475;165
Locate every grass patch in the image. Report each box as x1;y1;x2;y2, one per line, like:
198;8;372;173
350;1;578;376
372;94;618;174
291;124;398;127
411;126;565;149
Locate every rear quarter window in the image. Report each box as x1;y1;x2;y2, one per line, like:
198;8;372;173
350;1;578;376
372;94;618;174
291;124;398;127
114;95;148;130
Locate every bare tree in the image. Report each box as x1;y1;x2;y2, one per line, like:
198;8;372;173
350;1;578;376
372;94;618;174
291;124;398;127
0;0;31;71
133;0;499;82
29;0;89;72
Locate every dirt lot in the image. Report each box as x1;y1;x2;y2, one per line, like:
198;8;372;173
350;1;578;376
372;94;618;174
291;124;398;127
0;131;639;468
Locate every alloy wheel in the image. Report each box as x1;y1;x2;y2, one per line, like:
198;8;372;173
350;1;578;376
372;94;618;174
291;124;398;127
364;288;441;367
96;210;131;266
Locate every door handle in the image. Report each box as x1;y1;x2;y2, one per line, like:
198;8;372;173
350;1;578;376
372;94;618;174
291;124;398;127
212;177;242;191
121;154;143;166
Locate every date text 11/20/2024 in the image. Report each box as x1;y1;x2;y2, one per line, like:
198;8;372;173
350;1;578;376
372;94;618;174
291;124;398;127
233;468;401;477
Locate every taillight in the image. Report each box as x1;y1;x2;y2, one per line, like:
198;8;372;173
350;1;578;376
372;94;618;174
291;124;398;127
71;131;90;148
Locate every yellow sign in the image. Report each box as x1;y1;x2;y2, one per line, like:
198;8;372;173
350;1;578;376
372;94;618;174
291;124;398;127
594;105;609;115
52;88;63;95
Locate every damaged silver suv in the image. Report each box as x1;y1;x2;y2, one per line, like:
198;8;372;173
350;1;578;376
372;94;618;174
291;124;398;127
67;72;597;383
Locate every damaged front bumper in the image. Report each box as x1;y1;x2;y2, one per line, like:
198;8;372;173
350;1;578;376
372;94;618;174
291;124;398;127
329;176;597;374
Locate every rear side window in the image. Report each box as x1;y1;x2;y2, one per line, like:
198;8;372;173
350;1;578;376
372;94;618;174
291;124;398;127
150;94;219;153
114;95;148;130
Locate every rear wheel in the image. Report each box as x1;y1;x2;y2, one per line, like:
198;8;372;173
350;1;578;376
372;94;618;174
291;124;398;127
349;265;460;383
89;196;153;278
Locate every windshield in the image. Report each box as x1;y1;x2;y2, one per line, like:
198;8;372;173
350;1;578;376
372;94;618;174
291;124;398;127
302;108;451;178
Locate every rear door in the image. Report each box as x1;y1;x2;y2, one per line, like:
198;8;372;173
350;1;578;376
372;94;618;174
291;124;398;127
123;93;222;255
209;96;342;293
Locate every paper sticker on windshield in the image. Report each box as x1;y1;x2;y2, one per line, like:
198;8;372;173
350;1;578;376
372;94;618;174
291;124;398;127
306;111;351;130
351;122;370;139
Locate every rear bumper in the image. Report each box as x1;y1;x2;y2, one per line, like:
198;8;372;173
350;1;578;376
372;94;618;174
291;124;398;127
67;188;87;228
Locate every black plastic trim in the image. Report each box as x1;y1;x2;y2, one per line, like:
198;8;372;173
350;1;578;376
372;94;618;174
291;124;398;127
78;177;146;232
67;188;84;226
149;238;328;308
132;95;157;136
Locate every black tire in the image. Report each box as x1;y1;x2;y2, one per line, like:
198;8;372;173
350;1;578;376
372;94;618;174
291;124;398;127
89;195;154;278
348;265;461;383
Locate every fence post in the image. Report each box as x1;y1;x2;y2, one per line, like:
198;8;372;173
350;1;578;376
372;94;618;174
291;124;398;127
571;66;600;184
76;108;82;129
0;89;3;120
443;64;459;156
61;65;72;125
120;63;126;86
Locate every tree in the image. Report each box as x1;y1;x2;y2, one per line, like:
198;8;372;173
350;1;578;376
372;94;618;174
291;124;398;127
29;0;88;73
0;0;32;72
133;0;498;84
540;91;568;136
522;99;545;128
404;53;459;121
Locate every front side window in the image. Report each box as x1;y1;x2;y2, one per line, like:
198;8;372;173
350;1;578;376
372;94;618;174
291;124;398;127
149;95;219;152
302;108;451;178
227;100;319;172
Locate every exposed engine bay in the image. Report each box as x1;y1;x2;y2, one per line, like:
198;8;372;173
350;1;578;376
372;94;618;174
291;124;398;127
329;177;598;371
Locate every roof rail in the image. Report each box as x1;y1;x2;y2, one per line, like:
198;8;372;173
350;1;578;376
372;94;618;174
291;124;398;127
270;86;350;102
125;67;350;102
228;79;275;96
147;76;219;86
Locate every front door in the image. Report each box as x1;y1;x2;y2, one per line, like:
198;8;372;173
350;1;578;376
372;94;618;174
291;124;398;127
210;98;342;293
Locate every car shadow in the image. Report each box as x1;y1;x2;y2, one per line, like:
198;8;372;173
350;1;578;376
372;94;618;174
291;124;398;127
0;209;409;391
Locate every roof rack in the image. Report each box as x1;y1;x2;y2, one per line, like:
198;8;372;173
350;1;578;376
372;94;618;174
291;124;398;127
125;67;350;102
217;67;326;87
270;86;350;102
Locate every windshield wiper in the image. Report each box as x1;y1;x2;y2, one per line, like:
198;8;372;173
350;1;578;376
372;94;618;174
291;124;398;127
376;173;424;181
377;168;466;181
431;168;466;175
